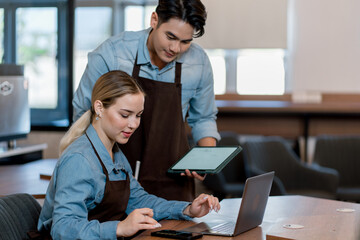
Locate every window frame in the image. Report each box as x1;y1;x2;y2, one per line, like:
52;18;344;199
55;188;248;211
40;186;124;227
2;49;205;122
0;0;73;128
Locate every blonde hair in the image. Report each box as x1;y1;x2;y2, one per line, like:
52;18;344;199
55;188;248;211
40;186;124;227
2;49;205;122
59;70;144;155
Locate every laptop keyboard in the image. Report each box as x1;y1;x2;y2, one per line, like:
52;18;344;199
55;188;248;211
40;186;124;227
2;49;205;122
211;222;235;234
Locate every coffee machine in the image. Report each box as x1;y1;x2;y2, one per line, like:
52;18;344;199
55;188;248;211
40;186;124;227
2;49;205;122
0;64;30;148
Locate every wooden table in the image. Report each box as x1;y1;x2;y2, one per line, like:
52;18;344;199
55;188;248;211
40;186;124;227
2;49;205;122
135;195;360;240
0;158;57;198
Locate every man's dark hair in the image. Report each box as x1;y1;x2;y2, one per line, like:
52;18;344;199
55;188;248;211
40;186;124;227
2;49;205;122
155;0;207;38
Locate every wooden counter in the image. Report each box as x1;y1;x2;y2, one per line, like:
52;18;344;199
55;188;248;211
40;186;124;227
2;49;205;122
215;94;360;161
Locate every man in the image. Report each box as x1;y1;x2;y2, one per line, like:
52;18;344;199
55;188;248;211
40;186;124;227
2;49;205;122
73;0;220;201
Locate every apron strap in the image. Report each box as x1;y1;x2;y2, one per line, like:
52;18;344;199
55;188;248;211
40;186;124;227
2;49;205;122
132;53;141;77
175;62;182;85
85;133;109;181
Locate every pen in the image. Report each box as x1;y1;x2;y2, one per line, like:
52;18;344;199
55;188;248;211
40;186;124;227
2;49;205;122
135;160;140;180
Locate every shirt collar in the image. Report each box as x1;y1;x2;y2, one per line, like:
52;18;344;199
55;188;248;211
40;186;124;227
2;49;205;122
86;124;124;174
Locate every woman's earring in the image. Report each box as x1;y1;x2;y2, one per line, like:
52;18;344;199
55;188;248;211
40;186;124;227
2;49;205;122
96;113;100;120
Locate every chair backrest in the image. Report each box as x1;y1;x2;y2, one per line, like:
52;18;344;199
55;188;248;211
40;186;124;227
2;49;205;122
242;136;303;190
0;193;41;240
313;135;360;186
217;131;247;182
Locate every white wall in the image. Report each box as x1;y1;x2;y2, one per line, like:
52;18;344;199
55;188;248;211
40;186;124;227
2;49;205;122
287;0;360;93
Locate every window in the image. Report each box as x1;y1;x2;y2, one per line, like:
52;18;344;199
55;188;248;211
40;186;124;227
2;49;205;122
124;6;144;31
206;49;285;96
206;49;226;95
236;49;285;95
73;7;112;90
73;0;156;101
0;9;3;61
124;4;155;31
1;0;71;127
16;7;58;108
73;2;156;90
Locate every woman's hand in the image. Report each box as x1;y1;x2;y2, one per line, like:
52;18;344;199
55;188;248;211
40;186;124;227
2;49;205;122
180;169;206;181
116;208;161;237
183;194;220;218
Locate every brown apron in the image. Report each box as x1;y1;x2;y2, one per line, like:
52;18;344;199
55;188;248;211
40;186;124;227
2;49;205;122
86;133;130;222
120;54;194;201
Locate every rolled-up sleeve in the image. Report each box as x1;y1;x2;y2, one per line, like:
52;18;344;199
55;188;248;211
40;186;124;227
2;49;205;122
187;54;220;144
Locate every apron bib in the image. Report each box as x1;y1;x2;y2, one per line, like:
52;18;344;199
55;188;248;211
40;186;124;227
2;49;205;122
86;133;130;222
120;54;194;201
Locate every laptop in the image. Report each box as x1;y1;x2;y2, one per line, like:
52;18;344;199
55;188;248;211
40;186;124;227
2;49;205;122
182;171;274;237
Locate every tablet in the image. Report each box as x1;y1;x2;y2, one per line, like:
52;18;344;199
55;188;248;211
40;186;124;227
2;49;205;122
167;146;242;174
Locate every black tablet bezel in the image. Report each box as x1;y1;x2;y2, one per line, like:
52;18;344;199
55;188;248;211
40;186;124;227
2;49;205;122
167;146;242;174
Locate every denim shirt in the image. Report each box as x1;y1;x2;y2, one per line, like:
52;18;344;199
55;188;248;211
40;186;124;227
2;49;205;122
38;125;192;240
72;28;220;143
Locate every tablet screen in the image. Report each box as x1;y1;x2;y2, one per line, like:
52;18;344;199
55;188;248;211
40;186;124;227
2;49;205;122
168;146;241;174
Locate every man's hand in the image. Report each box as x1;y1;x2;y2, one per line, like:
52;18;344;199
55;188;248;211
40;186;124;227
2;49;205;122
180;169;206;181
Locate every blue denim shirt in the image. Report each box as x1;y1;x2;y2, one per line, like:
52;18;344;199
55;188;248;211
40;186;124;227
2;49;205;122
72;28;220;143
38;125;192;240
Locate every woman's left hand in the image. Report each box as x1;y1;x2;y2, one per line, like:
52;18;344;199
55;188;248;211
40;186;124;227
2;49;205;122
183;194;220;218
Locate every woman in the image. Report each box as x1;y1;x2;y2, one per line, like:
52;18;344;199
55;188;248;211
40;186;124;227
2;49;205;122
37;70;220;239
